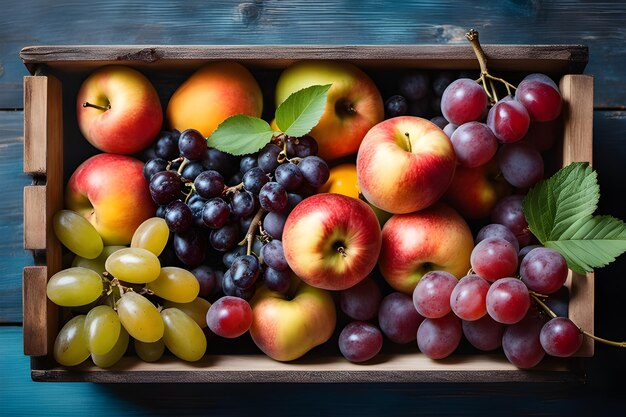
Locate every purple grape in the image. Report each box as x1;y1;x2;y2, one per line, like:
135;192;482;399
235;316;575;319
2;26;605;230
338;321;383;363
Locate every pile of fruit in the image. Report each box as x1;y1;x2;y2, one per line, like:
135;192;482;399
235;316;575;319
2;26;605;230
45;34;625;370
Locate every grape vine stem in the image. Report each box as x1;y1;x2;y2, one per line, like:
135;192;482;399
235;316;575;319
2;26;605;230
239;207;266;255
531;294;626;348
465;29;517;104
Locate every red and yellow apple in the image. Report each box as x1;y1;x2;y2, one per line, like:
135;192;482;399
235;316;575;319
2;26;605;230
357;116;456;214
65;154;156;246
76;65;163;154
443;160;512;220
282;193;382;291
249;280;336;362
166;62;263;137
378;202;474;294
275;61;384;161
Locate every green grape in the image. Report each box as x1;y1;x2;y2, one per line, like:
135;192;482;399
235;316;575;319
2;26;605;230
91;327;129;368
105;247;161;284
84;305;121;355
117;292;164;343
163;297;211;328
147;267;200;303
53;315;90;366
134;338;165;362
72;245;126;278
53;209;103;259
161;308;207;362
131;217;169;256
47;267;104;307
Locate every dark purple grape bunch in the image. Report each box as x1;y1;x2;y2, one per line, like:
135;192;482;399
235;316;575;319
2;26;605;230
383;70;457;120
145;129;329;302
217;134;329;300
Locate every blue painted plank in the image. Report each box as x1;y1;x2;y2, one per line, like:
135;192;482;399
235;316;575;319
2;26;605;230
0;111;32;323
0;0;625;108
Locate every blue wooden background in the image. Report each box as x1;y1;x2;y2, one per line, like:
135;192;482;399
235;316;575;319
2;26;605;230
1;1;625;415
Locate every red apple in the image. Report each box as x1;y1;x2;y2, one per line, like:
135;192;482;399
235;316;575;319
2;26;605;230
275;61;384;161
76;65;163;154
166;62;263;138
443;160;512;220
379;202;474;294
249;280;336;362
282;193;381;291
65;154;156;245
357;116;456;214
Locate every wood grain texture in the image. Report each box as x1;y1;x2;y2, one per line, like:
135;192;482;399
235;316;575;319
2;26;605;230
1;0;625;108
559;74;594;357
0;111;32;323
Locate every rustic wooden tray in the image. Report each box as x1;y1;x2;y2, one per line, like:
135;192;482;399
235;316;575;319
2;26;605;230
21;45;593;383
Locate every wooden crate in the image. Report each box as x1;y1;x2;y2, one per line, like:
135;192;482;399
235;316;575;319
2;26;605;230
21;45;594;383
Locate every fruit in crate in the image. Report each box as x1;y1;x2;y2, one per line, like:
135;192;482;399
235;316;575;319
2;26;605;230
76;65;163;154
275;60;384;160
166;62;263;137
356;116;456;214
378;202;474;294
249;280;336;362
65;153;156;245
282;193;382;291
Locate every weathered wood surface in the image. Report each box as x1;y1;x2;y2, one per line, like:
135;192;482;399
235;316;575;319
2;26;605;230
0;0;626;108
1;1;626;415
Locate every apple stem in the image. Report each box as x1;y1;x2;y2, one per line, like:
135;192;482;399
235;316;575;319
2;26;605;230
531;293;626;348
238;207;266;255
337;246;347;257
404;132;412;153
82;101;111;111
465;29;517;104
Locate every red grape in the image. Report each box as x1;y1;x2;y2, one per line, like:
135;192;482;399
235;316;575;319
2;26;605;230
486;96;530;143
470;237;518;282
339;275;382;321
515;74;562;122
450;121;498;167
441;78;488;125
417;312;462;359
486;277;530;324
520;247;569;294
338;321;383;363
449;274;490;321
206;296;252;338
476;223;520;253
378;292;424;344
462;315;505;351
497;142;544;188
502;313;547;368
412;270;458;319
491;194;534;247
540;317;583;357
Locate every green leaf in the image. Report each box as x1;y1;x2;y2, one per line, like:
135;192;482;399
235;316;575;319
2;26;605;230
208;115;274;156
275;84;332;137
522;162;626;273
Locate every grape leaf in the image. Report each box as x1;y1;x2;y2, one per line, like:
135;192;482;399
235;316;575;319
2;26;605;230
523;162;626;274
208;115;274;156
275;84;331;137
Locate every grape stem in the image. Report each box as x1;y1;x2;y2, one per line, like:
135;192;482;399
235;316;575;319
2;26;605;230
239;207;266;255
223;182;244;196
465;29;517;104
531;294;626;348
177;158;189;175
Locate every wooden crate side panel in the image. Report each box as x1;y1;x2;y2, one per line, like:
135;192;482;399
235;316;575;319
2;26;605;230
22;266;58;356
22;75;64;357
559;74;594;357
